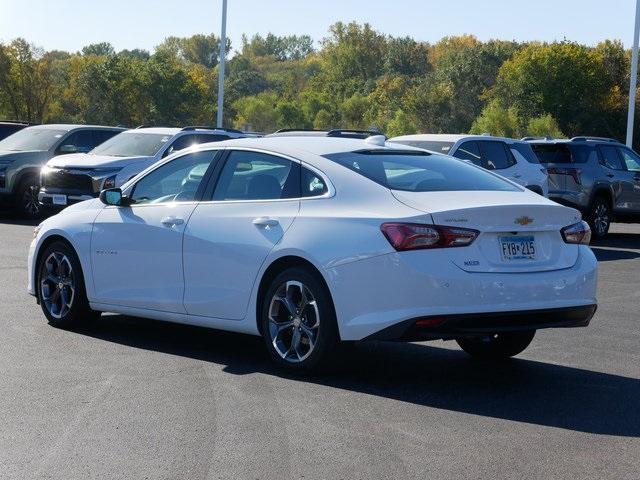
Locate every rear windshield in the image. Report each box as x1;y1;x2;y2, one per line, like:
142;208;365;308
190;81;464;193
511;143;540;164
391;140;454;154
323;150;519;192
530;143;594;164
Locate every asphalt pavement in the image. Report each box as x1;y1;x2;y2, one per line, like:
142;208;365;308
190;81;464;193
0;216;638;479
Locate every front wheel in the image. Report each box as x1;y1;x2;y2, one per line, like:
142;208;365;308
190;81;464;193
456;331;536;360
15;175;42;219
261;267;339;373
38;241;100;329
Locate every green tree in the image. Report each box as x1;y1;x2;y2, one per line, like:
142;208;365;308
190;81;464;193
233;91;279;132
470;99;521;137
526;114;564;138
156;34;229;68
241;33;314;61
386;109;417;137
81;42;115;56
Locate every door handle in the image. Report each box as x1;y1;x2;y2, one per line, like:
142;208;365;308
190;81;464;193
606;173;615;178
252;217;279;227
513;173;522;178
161;216;184;227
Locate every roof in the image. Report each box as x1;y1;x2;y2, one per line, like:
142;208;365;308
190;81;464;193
28;124;125;131
389;133;523;144
124;127;181;135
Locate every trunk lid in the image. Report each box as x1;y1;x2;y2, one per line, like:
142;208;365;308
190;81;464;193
393;190;582;273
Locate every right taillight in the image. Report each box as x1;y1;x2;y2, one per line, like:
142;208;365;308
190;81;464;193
561;221;591;245
381;223;479;251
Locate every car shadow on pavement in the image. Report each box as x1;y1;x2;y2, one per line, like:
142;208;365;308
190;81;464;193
78;314;640;438
0;212;41;226
591;247;640;261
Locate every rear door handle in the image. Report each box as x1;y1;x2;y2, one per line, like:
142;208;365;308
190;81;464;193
606;173;615;178
161;216;184;227
252;217;279;227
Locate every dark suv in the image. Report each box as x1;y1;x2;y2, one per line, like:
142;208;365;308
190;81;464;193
527;137;640;238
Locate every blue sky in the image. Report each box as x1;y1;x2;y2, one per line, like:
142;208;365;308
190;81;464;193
0;0;637;54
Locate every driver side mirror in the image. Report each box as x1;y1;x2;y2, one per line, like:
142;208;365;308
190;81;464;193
57;144;78;154
99;188;130;206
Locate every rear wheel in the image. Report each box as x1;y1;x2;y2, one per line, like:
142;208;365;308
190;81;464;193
587;196;611;239
261;267;339;373
456;331;535;360
37;241;100;329
15;174;42;219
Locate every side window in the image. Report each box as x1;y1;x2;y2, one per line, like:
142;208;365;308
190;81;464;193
213;150;300;201
162;134;196;158
477;141;514;170
92;130;120;147
452;141;481;166
618;147;640;172
301;167;328;197
599;146;625;170
130;151;215;204
194;134;230;143
61;130;94;153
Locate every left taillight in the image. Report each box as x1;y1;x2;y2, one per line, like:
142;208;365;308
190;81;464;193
561;221;591;245
380;223;479;251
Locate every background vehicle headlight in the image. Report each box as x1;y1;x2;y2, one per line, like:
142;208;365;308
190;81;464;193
103;175;117;189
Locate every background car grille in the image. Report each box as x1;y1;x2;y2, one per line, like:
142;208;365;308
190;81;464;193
41;169;95;194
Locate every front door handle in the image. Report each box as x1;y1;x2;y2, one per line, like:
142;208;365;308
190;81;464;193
252;217;279;227
161;216;184;227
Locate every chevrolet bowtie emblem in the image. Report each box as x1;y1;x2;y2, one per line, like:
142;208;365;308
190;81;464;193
514;216;534;226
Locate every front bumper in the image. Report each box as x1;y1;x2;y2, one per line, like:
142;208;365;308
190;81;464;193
38;189;95;210
364;305;597;341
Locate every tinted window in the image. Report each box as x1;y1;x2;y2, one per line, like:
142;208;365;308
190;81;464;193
213;151;300;200
530;144;594;164
392;140;454;154
599;145;625;170
0;127;67;151
61;130;95;152
452;141;481;166
93;129;121;146
323;151;519;192
91;132;171;157
131;151;215;204
477;141;515;170
301;167;327;197
618;147;640;172
511;143;540;164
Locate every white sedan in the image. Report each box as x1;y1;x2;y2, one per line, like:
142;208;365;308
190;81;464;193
27;135;597;372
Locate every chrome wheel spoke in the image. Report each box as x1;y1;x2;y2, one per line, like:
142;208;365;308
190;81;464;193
40;252;75;319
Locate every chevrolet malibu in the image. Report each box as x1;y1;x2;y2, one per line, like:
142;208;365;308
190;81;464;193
27;136;598;372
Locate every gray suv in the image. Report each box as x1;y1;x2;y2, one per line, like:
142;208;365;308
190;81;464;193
0;124;124;218
527;136;640;238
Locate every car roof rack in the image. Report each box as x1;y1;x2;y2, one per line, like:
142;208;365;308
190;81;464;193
521;136;554;141
570;136;619;143
273;128;325;133
0;119;35;125
327;129;385;139
181;126;244;134
135;124;157;129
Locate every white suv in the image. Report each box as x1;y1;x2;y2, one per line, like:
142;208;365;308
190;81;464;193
390;134;549;196
39;126;245;209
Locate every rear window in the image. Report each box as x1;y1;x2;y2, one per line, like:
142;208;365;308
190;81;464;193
530;143;594;164
391;140;454;154
323;150;519;192
511;143;540;164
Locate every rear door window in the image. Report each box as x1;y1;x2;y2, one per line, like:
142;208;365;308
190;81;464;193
477;141;516;170
511;143;540;164
599;145;625;170
618;147;640;172
62;130;95;153
452;141;482;166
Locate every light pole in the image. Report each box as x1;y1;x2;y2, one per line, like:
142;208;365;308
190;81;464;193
216;0;228;128
626;0;640;147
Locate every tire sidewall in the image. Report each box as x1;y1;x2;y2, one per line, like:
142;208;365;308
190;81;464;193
260;267;339;373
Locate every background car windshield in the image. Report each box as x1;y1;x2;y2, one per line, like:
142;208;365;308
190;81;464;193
392;140;454;154
91;132;171;157
324;151;519;192
0;128;67;151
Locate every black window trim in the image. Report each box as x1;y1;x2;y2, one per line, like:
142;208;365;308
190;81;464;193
200;147;334;203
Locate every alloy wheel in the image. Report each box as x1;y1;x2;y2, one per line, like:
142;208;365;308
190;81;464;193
40;252;75;319
593;203;609;237
22;183;41;217
268;280;320;363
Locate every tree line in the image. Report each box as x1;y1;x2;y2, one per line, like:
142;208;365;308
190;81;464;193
0;22;638;145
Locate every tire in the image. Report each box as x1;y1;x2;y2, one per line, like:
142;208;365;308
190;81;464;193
456;331;536;360
587;196;611;240
37;240;100;329
15;174;42;219
260;267;339;373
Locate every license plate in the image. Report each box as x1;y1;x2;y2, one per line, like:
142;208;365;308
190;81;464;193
500;235;536;261
52;194;67;206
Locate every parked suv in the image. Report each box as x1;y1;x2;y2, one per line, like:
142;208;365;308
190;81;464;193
0;124;124;218
526;136;640;238
389;134;549;196
39;126;245;210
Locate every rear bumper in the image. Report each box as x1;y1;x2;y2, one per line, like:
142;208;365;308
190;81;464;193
364;305;597;341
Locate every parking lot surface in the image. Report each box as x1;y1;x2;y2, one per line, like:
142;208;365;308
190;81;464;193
0;217;638;480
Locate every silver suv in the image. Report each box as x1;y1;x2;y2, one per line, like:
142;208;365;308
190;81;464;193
0;124;124;218
527;137;640;238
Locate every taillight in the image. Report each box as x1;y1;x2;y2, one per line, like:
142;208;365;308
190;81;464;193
561;221;591;245
546;167;582;185
381;223;479;251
